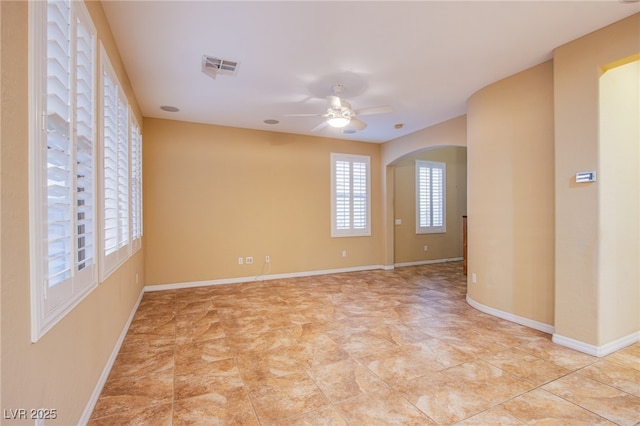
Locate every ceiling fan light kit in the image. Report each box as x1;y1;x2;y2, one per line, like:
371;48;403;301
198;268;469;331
327;116;350;128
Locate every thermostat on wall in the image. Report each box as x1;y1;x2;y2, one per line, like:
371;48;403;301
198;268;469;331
576;171;597;183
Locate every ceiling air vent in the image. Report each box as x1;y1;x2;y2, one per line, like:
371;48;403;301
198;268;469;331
202;55;239;79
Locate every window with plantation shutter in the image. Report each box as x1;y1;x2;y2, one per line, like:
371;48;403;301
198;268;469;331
130;115;143;251
331;153;371;237
416;160;446;234
29;0;97;341
100;46;131;280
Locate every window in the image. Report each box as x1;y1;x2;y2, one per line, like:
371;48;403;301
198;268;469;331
29;0;97;341
130;115;143;252
416;160;446;234
331;153;371;237
100;46;131;280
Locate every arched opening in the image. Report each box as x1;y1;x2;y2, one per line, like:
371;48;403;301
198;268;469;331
380;115;467;268
390;146;467;267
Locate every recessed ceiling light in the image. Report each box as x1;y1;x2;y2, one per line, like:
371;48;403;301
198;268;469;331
263;119;279;125
160;105;180;112
394;123;404;129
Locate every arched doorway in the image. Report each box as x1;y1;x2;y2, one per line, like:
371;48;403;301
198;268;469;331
390;147;467;267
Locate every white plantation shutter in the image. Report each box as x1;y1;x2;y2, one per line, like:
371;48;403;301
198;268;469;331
30;0;97;341
352;161;368;230
331;153;371;237
416;160;446;234
46;0;73;293
130;117;143;250
100;46;132;280
117;96;129;248
431;167;444;227
75;11;95;273
335;160;350;230
102;70;118;256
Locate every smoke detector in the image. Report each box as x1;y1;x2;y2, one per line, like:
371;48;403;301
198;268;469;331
202;55;239;79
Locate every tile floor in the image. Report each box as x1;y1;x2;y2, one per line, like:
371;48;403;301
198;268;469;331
89;262;640;425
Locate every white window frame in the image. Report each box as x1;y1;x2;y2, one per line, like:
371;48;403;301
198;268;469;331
416;160;446;234
130;113;143;253
28;0;98;342
99;44;131;281
331;153;371;238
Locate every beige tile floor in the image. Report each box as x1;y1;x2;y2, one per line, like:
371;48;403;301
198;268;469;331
89;262;640;425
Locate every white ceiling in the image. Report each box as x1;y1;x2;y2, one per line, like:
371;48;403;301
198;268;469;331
101;1;639;143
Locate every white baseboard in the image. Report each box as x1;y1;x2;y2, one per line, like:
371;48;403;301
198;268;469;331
553;331;640;358
79;288;145;425
145;260;466;292
144;264;389;292
466;294;555;334
394;257;463;268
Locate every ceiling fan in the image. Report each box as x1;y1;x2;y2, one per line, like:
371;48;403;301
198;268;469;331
286;84;392;133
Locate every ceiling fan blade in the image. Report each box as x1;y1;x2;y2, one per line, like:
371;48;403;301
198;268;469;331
355;105;393;116
349;117;367;131
327;95;342;110
284;113;323;117
310;121;328;132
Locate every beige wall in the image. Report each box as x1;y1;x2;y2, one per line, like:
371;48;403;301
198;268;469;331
0;0;3;409
466;61;556;327
1;2;144;424
143;118;383;286
598;60;640;343
554;13;640;346
393;147;467;264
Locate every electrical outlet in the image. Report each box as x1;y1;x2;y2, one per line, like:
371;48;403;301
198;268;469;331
238;257;243;265
265;255;270;263
423;245;428;252
342;250;347;257
246;256;254;264
472;273;477;283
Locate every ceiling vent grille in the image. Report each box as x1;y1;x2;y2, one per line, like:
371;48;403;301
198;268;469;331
202;55;239;79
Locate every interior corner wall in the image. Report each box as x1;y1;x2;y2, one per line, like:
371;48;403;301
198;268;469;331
1;2;145;424
466;60;555;327
554;13;640;347
393;147;467;264
142;118;384;286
